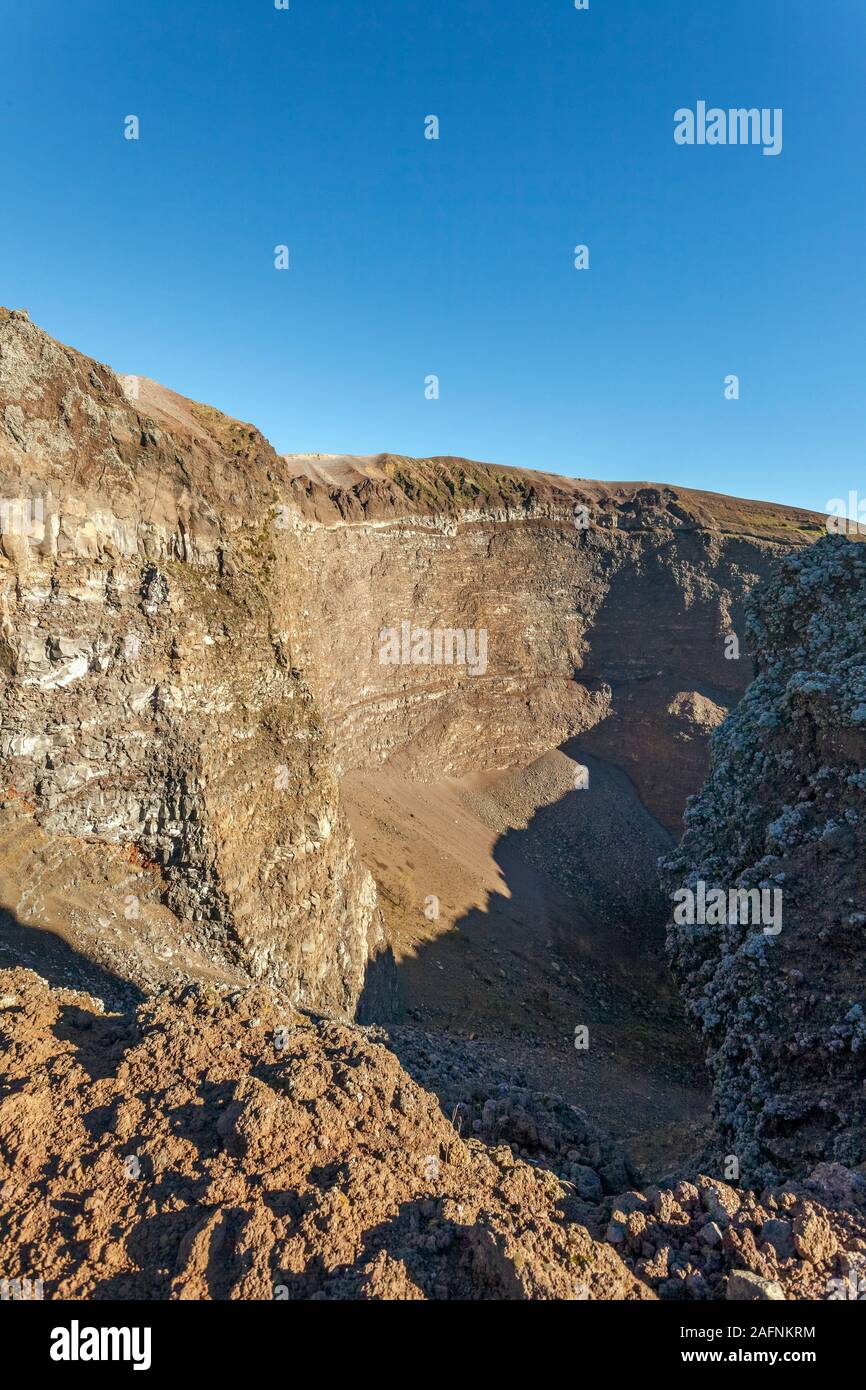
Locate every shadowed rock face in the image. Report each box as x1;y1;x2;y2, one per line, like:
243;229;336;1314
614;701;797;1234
664;537;866;1186
0;308;826;1012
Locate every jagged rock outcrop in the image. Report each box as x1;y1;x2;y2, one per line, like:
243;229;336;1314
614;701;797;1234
664;537;866;1185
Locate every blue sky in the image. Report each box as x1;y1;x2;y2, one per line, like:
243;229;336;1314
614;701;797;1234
1;0;863;512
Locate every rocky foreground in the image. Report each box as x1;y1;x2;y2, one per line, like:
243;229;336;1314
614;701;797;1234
2;966;865;1301
0;967;646;1301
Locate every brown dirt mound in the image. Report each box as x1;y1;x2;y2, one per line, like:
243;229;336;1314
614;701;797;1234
0;967;647;1301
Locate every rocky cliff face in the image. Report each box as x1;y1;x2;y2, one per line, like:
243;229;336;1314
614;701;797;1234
0;309;379;1014
664;537;866;1185
0;309;826;1016
286;460;822;837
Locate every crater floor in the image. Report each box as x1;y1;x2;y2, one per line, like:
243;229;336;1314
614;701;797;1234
344;748;710;1178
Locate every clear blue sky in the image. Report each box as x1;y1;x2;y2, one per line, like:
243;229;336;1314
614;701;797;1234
1;0;863;512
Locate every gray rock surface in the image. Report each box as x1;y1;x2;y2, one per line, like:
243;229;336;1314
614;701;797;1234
664;536;866;1184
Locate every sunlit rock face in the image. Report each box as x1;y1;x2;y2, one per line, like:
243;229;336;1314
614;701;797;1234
0;309;379;1013
0;308;825;1012
664;536;866;1185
